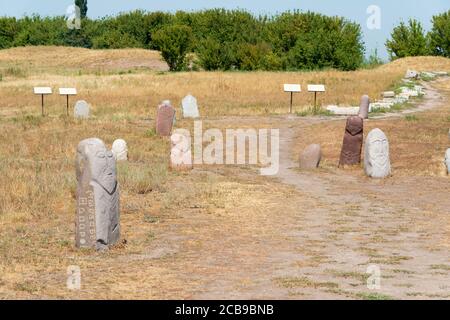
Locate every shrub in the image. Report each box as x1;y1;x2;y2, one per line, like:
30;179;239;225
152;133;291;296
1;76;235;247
386;19;430;60
153;25;193;71
429;10;450;57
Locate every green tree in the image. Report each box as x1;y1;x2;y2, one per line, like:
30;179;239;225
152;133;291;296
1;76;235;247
153;25;193;71
75;0;88;19
386;19;430;60
428;10;450;57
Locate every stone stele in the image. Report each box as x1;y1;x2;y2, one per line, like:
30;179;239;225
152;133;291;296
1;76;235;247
112;139;128;161
445;149;450;175
170;130;193;170
76;138;120;250
299;144;322;169
156;101;176;137
358;95;370;119
74;100;90;119
182;94;200;118
339;116;364;167
364;128;391;178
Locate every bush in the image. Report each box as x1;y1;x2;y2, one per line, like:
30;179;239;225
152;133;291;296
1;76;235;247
386;19;430;60
429;10;450;57
153;25;193;71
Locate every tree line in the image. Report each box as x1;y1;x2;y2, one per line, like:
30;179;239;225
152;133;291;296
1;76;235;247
0;8;448;71
0;9;365;71
386;11;450;60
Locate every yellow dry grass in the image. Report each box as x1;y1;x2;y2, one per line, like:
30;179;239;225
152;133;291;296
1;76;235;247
1;47;449;118
1;46;450;299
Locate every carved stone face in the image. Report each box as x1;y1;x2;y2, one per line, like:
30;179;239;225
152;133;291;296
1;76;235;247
368;132;389;169
365;128;391;178
79;138;117;194
346;116;363;136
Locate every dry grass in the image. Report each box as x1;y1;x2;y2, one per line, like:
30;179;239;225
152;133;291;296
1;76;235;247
1;47;450;299
1;47;449;118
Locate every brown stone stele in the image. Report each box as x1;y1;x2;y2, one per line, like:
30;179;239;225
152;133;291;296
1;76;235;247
156;102;176;137
339;116;364;167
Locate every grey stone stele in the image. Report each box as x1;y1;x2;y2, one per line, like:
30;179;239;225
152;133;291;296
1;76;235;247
358;95;370;119
364;128;391;179
182;94;200;118
299;144;322;169
445;149;450;175
75;138;120;251
74;100;90;119
112;139;128;161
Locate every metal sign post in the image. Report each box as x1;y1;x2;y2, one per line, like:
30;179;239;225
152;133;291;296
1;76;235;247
283;84;302;114
33;87;53;116
307;85;326;114
59;88;78;115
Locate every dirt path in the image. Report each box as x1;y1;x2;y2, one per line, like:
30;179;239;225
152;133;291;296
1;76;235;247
184;77;450;300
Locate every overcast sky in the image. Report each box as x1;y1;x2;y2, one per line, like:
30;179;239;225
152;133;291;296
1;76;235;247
1;0;449;60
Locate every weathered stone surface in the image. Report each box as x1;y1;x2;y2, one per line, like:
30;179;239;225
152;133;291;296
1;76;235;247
383;91;395;98
156;101;176;137
445;149;450;175
326;105;359;115
76;138;120;250
170;130;193;170
358;95;370;119
182;94;200;118
405;69;419;79
364;128;391;178
299;144;322;169
74;100;90;119
112;139;128;161
339;116;364;166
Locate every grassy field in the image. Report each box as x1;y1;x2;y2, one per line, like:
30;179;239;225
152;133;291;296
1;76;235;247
0;46;450;299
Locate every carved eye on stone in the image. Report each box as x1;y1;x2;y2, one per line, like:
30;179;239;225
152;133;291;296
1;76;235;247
96;151;106;158
107;151;114;158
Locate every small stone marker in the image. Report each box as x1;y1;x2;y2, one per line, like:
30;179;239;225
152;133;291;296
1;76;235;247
59;88;77;115
284;84;301;113
74;100;90;119
339;116;364;167
76;138;120;250
364;128;391;178
156;101;176;137
170;130;193;171
182;94;200;118
445;149;450;175
299;144;322;169
383;91;395;99
33;87;52;116
405;69;419;79
112;139;128;161
358;95;370;119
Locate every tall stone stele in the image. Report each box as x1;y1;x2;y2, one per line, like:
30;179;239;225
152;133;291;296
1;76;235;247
364;128;391;178
339;116;364;167
156;100;176;137
75;138;120;251
358;95;370;119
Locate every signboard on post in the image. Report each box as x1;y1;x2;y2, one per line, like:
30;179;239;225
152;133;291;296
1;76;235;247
59;88;77;115
284;84;301;114
308;84;326;113
34;87;52;116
